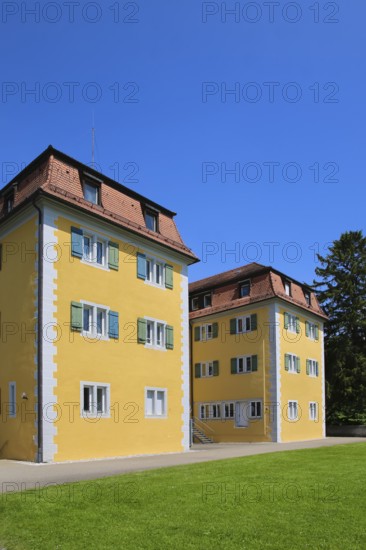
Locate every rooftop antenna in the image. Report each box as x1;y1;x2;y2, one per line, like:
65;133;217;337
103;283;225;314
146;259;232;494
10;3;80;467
91;111;95;168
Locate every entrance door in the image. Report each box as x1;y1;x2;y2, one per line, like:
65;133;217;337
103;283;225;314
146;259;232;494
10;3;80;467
235;401;249;427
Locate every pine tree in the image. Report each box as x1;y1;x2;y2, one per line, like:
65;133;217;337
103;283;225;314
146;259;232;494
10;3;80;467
314;230;366;423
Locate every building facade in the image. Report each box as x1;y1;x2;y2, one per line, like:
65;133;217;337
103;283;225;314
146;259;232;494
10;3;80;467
0;146;197;462
190;263;327;443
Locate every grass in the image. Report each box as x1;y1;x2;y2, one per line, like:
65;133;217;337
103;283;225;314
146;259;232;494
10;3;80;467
1;443;366;549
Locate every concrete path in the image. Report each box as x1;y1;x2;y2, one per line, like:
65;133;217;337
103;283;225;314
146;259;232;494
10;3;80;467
0;437;365;493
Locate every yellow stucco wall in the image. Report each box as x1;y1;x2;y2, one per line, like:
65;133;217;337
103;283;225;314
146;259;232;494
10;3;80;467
0;214;38;461
192;304;272;443
52;214;187;461
278;306;324;442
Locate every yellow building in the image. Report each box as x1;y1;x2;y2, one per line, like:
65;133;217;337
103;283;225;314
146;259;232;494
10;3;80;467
190;263;327;443
0;146;197;462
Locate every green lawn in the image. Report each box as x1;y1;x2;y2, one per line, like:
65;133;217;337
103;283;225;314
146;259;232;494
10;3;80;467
1;443;366;550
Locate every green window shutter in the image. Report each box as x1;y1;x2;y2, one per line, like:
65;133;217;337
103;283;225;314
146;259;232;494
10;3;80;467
296;357;301;373
108;242;119;271
284;312;289;329
71;301;83;332
194;326;201;341
296;317;300;334
231;358;237;374
306;360;310;375
108;311;119;339
315;325;319;340
71;227;83;258
230;319;237;335
305;322;309;337
137;253;146;280
285;354;289;371
212;322;219;338
166;325;174;350
250;314;257;331
137;318;147;344
195;363;201;378
213;361;219;376
316;362;319;377
165;264;173;289
251;355;258;372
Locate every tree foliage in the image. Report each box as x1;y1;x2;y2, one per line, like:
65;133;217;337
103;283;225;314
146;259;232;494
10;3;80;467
314;230;366;423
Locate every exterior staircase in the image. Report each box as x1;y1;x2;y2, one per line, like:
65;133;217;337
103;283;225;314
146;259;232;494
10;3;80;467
191;418;214;444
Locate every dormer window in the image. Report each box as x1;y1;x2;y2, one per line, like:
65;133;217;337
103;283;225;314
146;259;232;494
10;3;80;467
145;209;158;232
5;193;14;213
83;181;100;205
191;297;199;311
240;280;250;297
203;293;212;308
304;291;311;306
284;280;291;296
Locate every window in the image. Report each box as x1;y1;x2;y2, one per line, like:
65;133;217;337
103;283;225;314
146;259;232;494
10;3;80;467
288;401;298;421
81;383;110;416
9;382;16;418
285;353;300;373
307;359;319;377
82;304;108;338
232;355;258;374
146;257;165;286
249;401;262;419
284;280;291;296
239;280;250;297
195;361;219;378
83;181;100;205
309;402;318;421
82;234;107;267
237;315;251;333
224;402;235;419
304;291;311;306
145;388;167;417
145;210;158;232
306;321;319;340
203;293;212;308
200;324;213;341
146;320;166;348
191;297;199;311
285;313;298;333
199;403;221;420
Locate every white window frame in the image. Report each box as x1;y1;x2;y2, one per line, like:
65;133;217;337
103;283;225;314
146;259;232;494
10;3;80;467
145;387;167;418
308;359;318;377
81;231;109;270
287;313;297;333
288;400;298;421
309;401;318;421
145;317;167;350
236;315;251;334
200;361;214;378
83;181;100;205
307;322;317;340
239;280;251;297
284;280;291;296
304;291;311;305
223;402;235;419
249;400;262;419
145;210;158;232
287;353;299;374
191;297;199;311
80;382;110;418
236;355;253;374
8;382;16;418
145;256;165;288
199;403;221;420
203;293;212;308
81;301;110;340
200;323;213;341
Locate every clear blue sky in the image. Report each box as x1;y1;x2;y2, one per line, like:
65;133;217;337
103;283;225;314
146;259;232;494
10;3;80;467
0;1;364;285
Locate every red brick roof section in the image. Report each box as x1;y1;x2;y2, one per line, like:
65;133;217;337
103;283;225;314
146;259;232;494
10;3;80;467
189;264;327;320
0;148;198;263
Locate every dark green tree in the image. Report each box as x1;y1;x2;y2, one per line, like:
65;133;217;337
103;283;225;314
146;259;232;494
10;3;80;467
314;230;366;424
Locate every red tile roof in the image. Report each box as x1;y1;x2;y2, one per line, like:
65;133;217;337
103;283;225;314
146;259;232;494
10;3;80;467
189;263;327;320
0;147;198;263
